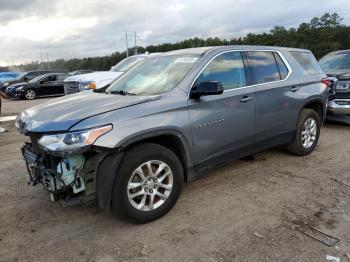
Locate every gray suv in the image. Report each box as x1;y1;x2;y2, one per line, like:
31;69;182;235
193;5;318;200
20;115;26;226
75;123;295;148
17;46;329;223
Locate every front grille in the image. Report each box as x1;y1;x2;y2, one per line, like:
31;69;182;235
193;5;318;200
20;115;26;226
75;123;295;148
64;81;81;95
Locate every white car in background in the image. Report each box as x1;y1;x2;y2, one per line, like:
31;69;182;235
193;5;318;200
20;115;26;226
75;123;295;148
64;54;150;95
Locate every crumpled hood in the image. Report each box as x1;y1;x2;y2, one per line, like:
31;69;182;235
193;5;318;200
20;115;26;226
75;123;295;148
17;92;160;133
324;69;350;80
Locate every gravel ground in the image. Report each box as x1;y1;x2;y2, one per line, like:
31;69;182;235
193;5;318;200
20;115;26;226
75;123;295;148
0;97;350;262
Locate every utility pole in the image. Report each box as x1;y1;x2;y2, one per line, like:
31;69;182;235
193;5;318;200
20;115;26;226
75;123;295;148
124;31;138;57
47;52;51;70
125;31;129;57
40;52;43;70
134;31;137;55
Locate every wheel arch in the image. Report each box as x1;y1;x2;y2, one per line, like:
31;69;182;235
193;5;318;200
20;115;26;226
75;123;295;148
301;98;325;123
118;130;192;181
96;130;193;213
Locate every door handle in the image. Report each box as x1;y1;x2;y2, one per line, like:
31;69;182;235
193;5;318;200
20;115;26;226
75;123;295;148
240;96;254;103
290;86;299;92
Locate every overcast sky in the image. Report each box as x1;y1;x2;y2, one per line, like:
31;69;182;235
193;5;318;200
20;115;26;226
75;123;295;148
0;0;350;66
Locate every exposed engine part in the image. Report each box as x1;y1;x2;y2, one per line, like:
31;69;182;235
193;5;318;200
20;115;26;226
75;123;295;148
54;155;86;193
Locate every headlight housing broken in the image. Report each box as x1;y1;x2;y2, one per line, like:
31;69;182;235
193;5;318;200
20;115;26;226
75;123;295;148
38;125;112;151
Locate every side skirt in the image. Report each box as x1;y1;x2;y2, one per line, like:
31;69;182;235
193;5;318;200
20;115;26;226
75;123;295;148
188;131;295;182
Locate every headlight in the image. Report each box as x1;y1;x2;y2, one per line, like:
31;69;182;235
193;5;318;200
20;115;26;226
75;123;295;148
3;82;9;87
81;81;96;90
38;125;112;151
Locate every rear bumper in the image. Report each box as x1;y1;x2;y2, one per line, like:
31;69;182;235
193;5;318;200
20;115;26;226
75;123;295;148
327;99;350;115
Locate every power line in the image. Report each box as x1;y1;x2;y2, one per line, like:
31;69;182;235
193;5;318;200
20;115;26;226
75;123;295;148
123;31;138;57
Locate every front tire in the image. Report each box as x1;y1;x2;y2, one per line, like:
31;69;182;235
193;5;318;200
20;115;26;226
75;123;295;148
287;108;321;156
111;143;184;223
24;89;36;100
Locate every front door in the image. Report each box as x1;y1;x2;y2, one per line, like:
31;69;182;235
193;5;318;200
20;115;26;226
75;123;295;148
188;51;256;170
38;75;58;96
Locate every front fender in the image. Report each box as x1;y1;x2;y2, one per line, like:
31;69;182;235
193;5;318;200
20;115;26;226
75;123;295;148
96;152;125;212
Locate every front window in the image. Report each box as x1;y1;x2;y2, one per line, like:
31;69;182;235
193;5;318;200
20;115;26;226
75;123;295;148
107;55;200;95
195;52;246;90
319;52;350;70
29;75;45;83
110;56;145;72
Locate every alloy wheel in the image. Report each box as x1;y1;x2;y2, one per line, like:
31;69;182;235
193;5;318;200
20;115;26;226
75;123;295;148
25;90;35;100
127;160;174;212
301;117;317;149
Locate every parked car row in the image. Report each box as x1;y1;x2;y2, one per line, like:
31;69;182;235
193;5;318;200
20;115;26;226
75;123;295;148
5;73;69;100
17;45;333;223
0;69;96;100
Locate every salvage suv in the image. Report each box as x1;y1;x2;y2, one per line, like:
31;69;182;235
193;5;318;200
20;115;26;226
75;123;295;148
17;46;329;223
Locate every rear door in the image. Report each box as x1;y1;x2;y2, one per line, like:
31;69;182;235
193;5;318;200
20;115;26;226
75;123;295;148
188;51;256;169
244;51;295;145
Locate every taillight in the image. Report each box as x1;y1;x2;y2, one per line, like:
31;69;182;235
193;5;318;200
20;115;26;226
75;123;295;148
322;78;331;87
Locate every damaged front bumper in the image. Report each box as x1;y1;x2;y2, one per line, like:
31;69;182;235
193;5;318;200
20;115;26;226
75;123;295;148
21;141;107;205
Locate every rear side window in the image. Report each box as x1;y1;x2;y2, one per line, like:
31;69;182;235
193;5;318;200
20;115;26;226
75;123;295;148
197;51;246;90
48;75;57;81
290;51;323;75
274;53;289;79
246;51;281;84
57;74;68;81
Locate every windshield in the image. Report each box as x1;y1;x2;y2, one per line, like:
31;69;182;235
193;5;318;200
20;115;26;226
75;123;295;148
15;72;27;80
319;52;350;70
107;55;200;95
110;56;145;72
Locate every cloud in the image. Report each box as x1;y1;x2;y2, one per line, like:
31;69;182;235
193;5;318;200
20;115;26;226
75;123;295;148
0;0;350;66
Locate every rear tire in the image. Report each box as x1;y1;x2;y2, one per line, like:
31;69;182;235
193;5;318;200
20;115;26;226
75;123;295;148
111;143;184;223
287;108;321;156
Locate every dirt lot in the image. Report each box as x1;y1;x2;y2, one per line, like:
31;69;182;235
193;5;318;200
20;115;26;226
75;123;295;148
0;97;350;262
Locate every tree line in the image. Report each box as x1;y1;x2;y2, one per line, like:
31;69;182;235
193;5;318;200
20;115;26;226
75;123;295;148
3;12;350;72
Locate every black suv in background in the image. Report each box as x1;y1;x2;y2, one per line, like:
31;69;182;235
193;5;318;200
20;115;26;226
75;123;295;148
319;50;350;124
6;72;69;100
0;70;66;92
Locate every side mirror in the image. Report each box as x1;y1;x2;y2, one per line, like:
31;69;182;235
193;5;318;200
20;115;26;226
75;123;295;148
190;81;224;99
23;77;29;82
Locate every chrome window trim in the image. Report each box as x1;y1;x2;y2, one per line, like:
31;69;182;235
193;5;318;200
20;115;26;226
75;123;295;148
187;49;293;99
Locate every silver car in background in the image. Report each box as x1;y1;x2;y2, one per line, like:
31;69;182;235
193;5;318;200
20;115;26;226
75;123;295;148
63;55;149;95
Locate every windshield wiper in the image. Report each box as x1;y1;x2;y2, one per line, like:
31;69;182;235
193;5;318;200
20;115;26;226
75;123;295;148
110;90;136;96
93;84;110;93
